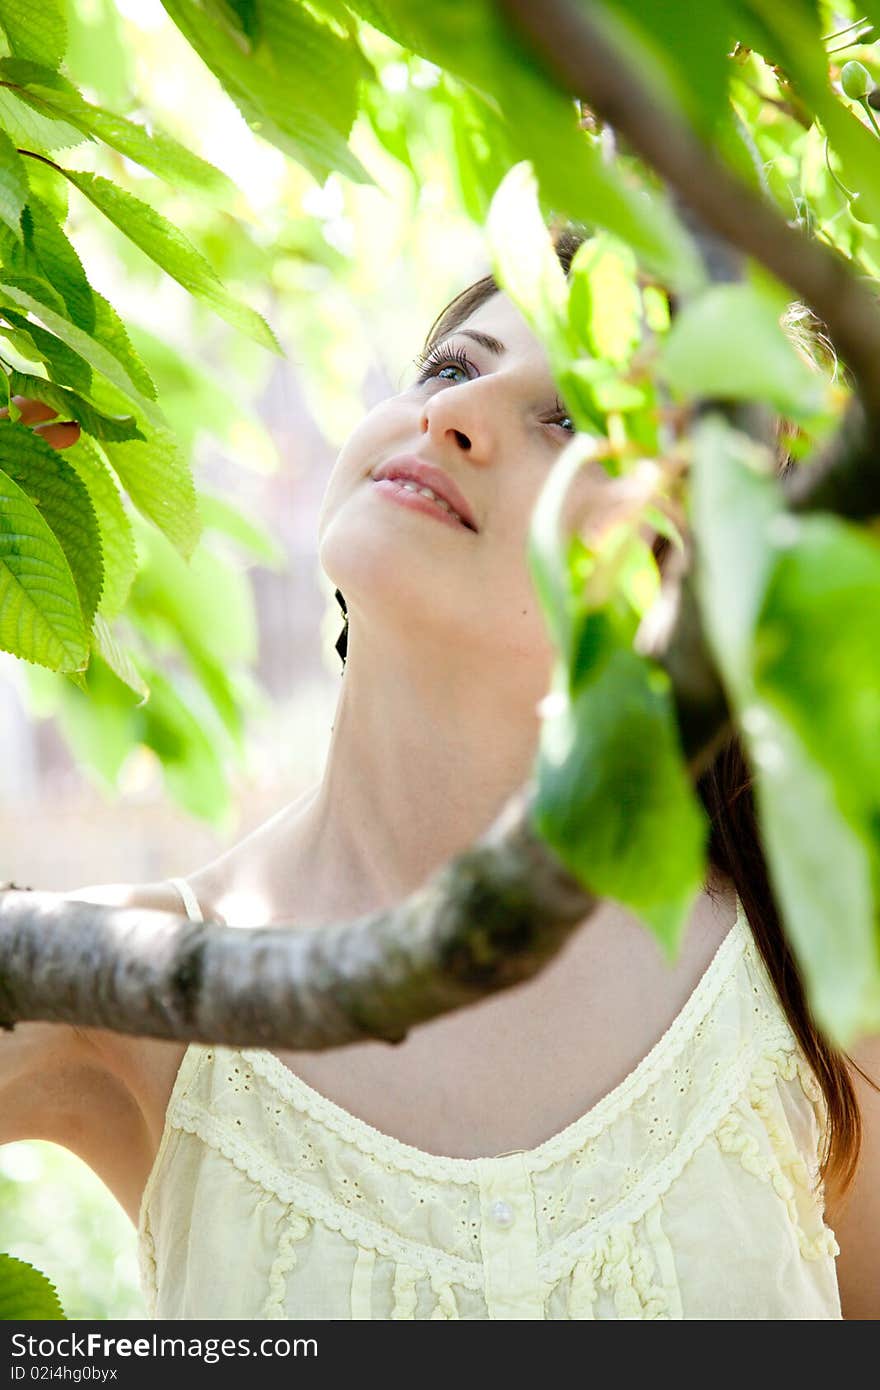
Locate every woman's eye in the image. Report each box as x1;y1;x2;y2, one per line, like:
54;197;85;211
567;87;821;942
413;343;474;385
545;395;574;434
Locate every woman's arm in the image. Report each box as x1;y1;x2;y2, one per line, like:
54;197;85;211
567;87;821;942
825;1033;880;1319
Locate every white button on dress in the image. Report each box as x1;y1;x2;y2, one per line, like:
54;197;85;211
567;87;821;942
490;1199;514;1227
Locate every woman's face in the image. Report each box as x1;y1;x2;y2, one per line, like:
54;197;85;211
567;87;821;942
318;290;585;673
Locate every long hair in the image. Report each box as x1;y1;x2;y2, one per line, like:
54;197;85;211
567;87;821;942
333;226;875;1196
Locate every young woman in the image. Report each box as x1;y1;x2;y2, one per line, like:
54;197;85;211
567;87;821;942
2;232;878;1319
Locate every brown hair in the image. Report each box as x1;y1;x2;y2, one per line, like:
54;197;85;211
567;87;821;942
334;225;876;1197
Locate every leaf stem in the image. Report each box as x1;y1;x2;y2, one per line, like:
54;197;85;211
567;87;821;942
859;95;880;140
16;149;64;173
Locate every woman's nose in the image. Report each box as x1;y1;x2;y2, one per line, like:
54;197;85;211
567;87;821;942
420;385;490;459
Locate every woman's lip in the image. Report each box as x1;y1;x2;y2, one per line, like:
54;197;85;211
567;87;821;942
371;477;476;532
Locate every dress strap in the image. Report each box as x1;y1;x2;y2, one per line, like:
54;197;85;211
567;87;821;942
167;875;205;924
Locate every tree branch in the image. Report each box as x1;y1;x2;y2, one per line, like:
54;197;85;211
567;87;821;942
497;0;880;419
0;785;596;1045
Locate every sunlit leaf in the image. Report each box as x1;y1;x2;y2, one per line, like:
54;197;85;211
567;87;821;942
59;171;280;353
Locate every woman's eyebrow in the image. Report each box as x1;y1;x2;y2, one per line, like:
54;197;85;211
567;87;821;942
458;329;506;355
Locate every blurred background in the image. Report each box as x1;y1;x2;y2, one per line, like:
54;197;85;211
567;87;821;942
1;0;486;1317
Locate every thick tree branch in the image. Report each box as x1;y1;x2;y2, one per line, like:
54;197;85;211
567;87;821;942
497;0;880;419
0;786;596;1044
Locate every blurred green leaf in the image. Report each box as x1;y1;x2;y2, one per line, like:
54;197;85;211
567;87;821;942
532;607;708;957
90;613;150;702
691;412;880;1043
198;491;287;568
660;278;826;420
134;662;231;825
161;0;374;185
568;234;641;366
66;0;131;110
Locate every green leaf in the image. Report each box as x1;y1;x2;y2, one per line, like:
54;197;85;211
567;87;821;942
531;610;708;957
733;3;880;230
66;0;131;110
0;306;93;395
22;150;67;219
160;0;374;186
58;171;280;352
440;81;514;222
527;433;603;662
6;370;143;442
0;448;90;672
0;1254;65;1320
689;413;784;700
0;277;159;415
690;413;880;1043
0;88;84;152
129;518;257;668
0;0;66;68
64;436;137;619
754;515;880;857
102;422;202;560
749;516;880;1042
23;195;96;331
568;235;642;366
43;648;141;784
659;279;826;420
602;0;735;137
216;0;262;45
744;696;880;1044
10;71;238;199
0;128;27;239
91;612;150;702
0;267;67;317
0;418;103;628
186;641;246;747
486;162;571;351
90;291;157;401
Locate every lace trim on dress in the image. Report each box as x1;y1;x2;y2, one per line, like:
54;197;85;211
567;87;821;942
263;1210;311;1319
168;1097;484;1288
715;1047;839;1263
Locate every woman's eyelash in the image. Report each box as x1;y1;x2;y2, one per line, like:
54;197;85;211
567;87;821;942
412;342;473;383
412;343;574;432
